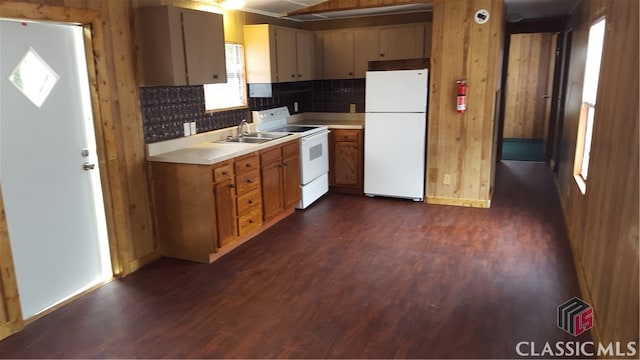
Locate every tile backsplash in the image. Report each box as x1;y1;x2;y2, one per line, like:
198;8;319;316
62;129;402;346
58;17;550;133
140;79;366;143
140;86;248;143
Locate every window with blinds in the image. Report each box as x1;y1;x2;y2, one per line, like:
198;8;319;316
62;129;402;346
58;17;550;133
204;43;247;111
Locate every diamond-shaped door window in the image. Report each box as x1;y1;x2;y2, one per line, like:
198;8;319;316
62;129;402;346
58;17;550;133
8;48;59;108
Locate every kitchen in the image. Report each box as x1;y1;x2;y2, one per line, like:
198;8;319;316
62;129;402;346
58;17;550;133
0;0;637;357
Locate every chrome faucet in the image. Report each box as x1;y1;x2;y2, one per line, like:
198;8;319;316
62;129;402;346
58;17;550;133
237;119;250;137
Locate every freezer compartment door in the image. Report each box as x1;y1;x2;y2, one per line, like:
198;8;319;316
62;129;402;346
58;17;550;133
365;69;428;113
364;113;426;200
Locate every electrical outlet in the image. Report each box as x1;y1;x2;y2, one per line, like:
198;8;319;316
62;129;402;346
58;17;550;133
443;174;451;185
190;121;197;135
349;103;356;113
183;122;191;137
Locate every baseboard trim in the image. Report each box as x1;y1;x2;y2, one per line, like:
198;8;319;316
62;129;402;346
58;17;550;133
128;249;162;275
426;196;491;208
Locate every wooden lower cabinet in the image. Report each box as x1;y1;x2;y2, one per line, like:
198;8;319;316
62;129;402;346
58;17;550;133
150;162;218;263
213;161;237;248
329;129;364;194
150;146;295;263
234;153;263;237
260;140;301;222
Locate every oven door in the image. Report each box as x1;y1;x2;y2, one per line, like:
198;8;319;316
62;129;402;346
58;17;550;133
299;130;329;185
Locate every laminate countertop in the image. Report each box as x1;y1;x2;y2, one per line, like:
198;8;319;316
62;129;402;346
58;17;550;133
288;113;365;130
146;127;301;165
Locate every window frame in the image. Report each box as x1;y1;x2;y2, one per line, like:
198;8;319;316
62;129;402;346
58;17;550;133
204;42;248;112
573;17;606;195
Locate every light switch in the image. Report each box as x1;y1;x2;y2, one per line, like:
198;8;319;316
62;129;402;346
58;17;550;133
183;122;191;136
190;122;197;135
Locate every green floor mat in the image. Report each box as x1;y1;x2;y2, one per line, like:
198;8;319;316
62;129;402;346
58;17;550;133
502;138;545;161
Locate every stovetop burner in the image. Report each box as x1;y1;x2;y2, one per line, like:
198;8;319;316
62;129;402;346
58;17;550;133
252;107;328;137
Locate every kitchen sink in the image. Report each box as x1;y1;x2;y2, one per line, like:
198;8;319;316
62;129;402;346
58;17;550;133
214;132;291;144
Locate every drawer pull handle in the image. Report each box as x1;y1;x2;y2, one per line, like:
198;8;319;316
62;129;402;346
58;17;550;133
249;219;255;224
248;199;254;204
222;171;228;176
282;162;287;167
247;179;253;183
246;163;252;167
230;183;236;188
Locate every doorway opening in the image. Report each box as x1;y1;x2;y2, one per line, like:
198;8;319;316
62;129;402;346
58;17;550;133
501;32;558;162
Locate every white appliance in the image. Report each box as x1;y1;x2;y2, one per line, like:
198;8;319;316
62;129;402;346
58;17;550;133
364;69;428;201
252;107;329;209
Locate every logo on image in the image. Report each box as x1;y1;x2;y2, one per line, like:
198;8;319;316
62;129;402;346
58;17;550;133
557;297;593;336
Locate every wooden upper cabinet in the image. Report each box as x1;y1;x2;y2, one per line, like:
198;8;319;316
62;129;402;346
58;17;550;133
353;29;380;78
320;23;427;79
244;24;315;83
135;6;226;86
379;25;425;61
321;30;355;79
276;27;298;82
296;31;315;81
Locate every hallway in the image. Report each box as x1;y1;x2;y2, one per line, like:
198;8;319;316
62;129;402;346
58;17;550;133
0;161;586;358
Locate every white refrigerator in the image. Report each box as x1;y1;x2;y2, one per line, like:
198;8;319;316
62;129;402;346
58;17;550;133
364;69;428;201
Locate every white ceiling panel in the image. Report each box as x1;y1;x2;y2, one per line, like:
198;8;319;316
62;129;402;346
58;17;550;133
240;0;581;21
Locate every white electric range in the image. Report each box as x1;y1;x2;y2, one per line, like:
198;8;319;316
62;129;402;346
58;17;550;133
252;107;329;209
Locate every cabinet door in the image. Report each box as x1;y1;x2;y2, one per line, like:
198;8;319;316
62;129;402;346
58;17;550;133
321;30;354;79
275;27;297;82
261;163;283;222
214;179;237;248
379;25;425;61
296;31;315;81
182;9;227;84
282;155;301;209
354;28;380;78
244;24;277;83
334;142;360;186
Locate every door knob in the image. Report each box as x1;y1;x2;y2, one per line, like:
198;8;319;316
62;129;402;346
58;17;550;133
83;162;95;171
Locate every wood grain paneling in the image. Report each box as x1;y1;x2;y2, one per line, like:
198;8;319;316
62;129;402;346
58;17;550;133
0;0;159;338
0;185;22;339
426;0;504;207
556;0;639;346
504;33;555;139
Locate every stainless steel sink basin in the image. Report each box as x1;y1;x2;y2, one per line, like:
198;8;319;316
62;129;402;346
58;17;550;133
244;132;289;139
214;132;291;144
218;137;272;144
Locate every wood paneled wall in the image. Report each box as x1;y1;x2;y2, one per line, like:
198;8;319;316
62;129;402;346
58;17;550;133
503;33;555;139
0;185;21;339
0;0;159;338
556;0;639;345
426;0;504;208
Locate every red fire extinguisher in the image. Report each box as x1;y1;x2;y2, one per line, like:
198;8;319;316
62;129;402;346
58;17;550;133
457;80;467;113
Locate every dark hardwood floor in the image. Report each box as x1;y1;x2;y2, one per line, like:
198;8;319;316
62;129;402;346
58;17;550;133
0;161;587;358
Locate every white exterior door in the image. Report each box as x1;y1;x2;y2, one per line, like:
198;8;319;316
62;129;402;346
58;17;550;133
0;20;111;318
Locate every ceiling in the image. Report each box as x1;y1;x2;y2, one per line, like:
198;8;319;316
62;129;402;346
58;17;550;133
240;0;581;22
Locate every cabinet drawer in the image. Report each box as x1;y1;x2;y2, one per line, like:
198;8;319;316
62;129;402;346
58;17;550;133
282;140;300;158
236;169;261;195
237;188;262;214
235;153;260;174
260;147;282;166
334;129;360;142
238;208;262;236
213;163;234;183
